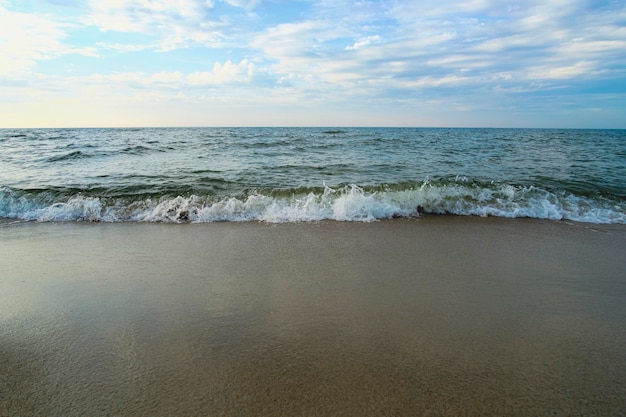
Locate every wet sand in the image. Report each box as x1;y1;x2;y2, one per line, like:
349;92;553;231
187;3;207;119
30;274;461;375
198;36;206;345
1;216;625;416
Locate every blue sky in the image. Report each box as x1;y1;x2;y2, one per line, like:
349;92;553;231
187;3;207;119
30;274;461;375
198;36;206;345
1;0;625;128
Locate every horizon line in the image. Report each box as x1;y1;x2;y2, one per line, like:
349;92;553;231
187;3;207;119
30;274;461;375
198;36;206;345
2;125;624;130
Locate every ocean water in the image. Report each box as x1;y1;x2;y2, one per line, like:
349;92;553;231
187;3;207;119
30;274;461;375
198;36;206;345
0;127;624;224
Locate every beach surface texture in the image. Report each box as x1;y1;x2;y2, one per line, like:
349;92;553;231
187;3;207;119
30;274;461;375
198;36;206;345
1;216;625;416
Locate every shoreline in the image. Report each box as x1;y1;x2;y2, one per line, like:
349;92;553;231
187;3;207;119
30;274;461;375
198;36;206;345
1;212;625;226
2;216;625;416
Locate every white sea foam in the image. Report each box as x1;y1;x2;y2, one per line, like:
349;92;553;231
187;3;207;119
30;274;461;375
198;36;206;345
0;184;624;224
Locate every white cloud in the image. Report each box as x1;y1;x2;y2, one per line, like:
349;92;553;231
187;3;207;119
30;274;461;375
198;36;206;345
36;58;259;92
0;5;97;77
2;0;625;127
253;20;342;55
222;0;259;9
345;35;381;50
87;0;229;50
88;0;207;32
527;60;599;80
96;42;157;52
406;75;471;88
86;0;261;50
188;59;257;85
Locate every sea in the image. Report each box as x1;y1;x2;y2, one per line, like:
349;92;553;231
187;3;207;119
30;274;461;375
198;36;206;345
0;127;624;224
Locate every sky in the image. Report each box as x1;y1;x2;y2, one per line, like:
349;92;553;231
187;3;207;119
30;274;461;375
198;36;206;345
1;0;625;128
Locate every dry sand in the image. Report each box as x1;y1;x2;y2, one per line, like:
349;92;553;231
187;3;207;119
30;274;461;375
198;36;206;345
1;216;625;416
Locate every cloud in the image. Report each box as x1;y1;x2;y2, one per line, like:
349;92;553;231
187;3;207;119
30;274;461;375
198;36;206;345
1;0;625;127
239;0;626;123
86;0;261;50
222;0;259;9
188;59;258;85
345;35;381;50
252;20;345;57
527;60;599;80
87;0;231;50
0;5;97;77
95;42;157;52
34;58;260;92
88;0;207;32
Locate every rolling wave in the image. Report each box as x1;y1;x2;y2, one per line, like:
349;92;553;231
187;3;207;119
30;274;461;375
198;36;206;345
1;180;623;224
45;150;92;162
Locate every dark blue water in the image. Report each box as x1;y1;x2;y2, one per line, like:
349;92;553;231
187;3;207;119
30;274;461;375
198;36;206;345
1;127;624;223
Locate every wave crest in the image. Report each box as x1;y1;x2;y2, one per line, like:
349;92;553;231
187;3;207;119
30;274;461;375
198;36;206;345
1;181;624;224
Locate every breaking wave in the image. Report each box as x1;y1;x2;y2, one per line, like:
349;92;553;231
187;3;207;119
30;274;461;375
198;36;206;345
1;180;624;224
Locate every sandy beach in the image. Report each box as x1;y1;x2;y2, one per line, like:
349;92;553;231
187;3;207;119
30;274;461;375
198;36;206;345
1;216;625;416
